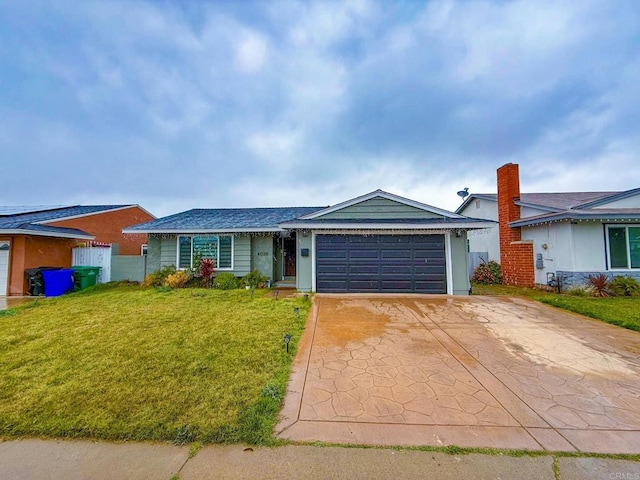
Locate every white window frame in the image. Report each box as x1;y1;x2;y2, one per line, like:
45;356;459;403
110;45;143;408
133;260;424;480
605;224;640;270
176;235;234;271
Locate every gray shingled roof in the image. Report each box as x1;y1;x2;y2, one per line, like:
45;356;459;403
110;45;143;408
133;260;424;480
510;208;640;227
124;207;326;232
0;205;133;238
0;205;133;228
457;192;619;212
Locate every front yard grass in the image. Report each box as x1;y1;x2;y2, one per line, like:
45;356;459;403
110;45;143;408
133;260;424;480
0;284;309;445
472;283;640;332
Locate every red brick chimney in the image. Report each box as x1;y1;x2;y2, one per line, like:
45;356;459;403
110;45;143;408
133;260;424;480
497;163;534;287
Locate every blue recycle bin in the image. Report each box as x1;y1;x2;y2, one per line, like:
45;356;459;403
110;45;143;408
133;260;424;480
41;268;75;297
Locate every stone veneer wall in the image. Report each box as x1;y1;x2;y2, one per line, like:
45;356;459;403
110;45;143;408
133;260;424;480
557;271;640;288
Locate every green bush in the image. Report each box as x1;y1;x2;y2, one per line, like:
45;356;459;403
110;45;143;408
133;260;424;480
214;273;239;290
241;269;268;289
142;266;177;287
566;286;589;297
609;276;640;297
471;261;502;285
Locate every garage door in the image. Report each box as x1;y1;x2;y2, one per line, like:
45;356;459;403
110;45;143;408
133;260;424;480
0;241;9;296
316;234;446;293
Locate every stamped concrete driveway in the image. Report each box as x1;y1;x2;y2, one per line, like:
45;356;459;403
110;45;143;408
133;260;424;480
276;295;640;454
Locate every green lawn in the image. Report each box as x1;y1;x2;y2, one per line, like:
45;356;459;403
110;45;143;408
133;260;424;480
472;283;640;332
0;284;309;445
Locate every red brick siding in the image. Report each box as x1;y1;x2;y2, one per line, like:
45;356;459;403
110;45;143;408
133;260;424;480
497;163;534;287
46;206;153;255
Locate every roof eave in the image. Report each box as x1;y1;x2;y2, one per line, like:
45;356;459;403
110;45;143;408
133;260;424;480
0;229;95;240
278;221;496;230
122;227;284;234
511;213;640;227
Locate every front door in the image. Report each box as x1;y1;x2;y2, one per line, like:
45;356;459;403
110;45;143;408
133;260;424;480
283;234;296;278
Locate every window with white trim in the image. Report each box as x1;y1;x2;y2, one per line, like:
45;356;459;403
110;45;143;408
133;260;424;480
177;235;233;270
607;225;640;269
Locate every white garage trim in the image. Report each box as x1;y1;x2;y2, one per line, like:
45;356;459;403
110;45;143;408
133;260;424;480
445;231;453;295
0;240;10;296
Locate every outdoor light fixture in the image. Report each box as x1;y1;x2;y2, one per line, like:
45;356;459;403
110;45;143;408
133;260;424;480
250;288;254;300
274;290;279;300
301;229;310;237
284;334;292;353
293;307;300;319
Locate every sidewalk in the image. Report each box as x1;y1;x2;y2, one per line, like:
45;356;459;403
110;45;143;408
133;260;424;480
0;439;638;480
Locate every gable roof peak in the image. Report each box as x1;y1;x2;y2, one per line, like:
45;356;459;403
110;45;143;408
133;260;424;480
297;189;464;220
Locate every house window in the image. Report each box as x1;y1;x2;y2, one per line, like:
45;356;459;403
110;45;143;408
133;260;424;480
177;235;234;270
607;226;640;269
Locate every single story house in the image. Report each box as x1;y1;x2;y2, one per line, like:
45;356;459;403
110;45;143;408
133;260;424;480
0;205;154;296
456;163;640;288
124;190;494;295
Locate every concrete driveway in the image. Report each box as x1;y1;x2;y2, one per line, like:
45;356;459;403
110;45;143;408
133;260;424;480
276;295;640;454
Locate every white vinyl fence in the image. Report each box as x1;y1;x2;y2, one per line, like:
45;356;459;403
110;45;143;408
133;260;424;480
72;246;112;283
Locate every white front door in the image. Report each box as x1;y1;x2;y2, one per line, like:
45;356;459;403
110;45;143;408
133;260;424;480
0;241;9;296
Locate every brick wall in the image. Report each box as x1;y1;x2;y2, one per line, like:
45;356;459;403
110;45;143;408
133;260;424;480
497;163;534;287
45;206;153;255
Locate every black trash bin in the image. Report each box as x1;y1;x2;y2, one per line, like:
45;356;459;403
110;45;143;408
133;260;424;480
24;267;60;296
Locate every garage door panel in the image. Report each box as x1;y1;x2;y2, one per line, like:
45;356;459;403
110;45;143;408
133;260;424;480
381;249;412;259
317;265;348;275
349;249;380;259
349;265;380;274
381;265;412;274
316;234;446;294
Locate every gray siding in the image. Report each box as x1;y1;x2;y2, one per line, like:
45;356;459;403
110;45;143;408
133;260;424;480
317;197;442;220
451;233;470;295
112;256;146;282
232;235;251;276
148;234;251;277
297;233;313;292
160;237;177;267
251;236;274;280
146;236;161;275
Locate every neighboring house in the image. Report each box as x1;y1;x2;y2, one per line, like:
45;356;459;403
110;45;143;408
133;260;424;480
124;190;494;295
456;163;640;288
0;205;154;296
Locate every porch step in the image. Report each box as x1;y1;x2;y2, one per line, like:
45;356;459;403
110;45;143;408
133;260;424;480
275;280;296;289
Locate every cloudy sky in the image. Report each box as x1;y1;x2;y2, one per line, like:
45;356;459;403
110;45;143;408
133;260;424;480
1;0;639;217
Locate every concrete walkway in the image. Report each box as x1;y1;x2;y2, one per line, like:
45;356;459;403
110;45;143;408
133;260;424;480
0;439;638;479
277;295;640;453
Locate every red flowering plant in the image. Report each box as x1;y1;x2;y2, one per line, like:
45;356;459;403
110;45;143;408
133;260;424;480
472;261;502;285
193;256;216;288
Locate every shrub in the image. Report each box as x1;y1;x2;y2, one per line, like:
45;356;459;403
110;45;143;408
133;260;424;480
471;261;502;285
165;270;190;289
215;272;239;290
609;276;640;297
193;257;216;288
241;269;268;289
566;286;589;297
142;266;177;287
587;273;611;297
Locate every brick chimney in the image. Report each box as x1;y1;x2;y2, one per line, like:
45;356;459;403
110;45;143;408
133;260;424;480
497;163;534;287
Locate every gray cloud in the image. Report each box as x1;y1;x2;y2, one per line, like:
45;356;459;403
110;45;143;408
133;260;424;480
0;0;638;216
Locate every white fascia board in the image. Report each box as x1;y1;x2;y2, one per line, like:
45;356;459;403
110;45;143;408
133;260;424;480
122;227;283;234
36;205;140;225
297;190;465;220
279;222;496;230
0;229;95;240
513;201;560;213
